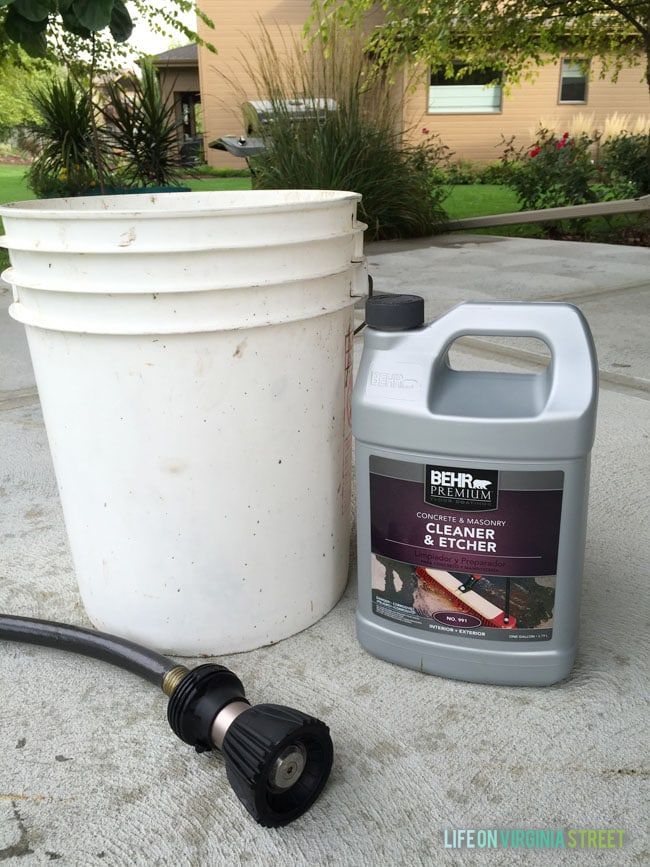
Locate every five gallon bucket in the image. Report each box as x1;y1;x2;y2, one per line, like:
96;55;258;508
0;190;366;654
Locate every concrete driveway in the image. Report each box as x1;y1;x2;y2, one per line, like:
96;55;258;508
1;234;648;865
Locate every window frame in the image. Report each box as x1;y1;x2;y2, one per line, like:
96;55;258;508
558;57;589;105
425;65;504;116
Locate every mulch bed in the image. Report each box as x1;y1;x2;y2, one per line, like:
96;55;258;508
556;228;650;247
544;215;650;248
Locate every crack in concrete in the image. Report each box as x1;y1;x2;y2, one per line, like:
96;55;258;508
0;801;34;861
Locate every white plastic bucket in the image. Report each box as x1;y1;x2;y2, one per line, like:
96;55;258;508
1;190;365;654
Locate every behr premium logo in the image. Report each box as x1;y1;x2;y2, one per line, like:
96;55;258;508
425;465;499;512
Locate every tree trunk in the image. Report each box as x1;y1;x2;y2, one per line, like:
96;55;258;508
89;35;106;195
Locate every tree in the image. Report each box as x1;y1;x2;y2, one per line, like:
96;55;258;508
0;1;214;63
312;1;650;97
0;45;53;139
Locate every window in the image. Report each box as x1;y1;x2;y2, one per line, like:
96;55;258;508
428;66;502;114
559;59;588;103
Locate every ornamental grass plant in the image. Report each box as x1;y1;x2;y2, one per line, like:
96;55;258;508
228;25;448;241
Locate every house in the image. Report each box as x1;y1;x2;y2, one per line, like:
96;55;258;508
151;44;202;157
195;1;649;167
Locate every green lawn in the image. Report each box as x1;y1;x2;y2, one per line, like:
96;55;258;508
185;176;252;192
443;184;520;220
443;184;547;238
0;163;35;205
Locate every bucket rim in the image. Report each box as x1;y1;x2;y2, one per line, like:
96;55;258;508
2;259;363;295
0;189;362;221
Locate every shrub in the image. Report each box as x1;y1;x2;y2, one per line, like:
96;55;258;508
26;77;105;197
498;128;599;211
103;61;184;188
600;133;650;195
443;159;476;185
590;179;638;201
434;160;504;185
477;161;504;185
230;26;447;241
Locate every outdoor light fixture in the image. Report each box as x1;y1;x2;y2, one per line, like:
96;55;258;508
0;614;333;827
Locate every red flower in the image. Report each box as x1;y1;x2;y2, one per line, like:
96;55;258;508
556;140;565;149
562;131;569;139
529;146;541;157
421;127;430;134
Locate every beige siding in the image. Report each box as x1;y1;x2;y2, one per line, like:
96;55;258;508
197;0;312;167
402;59;649;163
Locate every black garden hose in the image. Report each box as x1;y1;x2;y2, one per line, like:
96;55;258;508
0;613;174;686
0;612;333;827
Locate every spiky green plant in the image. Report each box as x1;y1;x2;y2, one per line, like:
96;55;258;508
103;60;184;188
26;77;103;197
229;26;448;241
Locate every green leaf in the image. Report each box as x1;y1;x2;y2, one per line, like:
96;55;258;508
21;27;47;56
109;0;132;42
0;0;16;7
59;6;91;38
5;6;48;39
13;0;52;22
71;0;114;31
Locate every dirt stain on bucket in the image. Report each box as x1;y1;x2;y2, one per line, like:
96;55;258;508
233;340;247;359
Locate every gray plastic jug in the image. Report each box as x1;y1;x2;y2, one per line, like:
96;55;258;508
353;299;598;686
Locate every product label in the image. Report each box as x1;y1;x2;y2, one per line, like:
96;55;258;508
369;457;563;642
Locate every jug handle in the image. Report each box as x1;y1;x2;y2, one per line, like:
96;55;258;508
426;302;598;411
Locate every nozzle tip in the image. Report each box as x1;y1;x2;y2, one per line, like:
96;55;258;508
223;704;333;827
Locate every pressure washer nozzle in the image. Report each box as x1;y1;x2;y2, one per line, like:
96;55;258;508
223;704;333;827
166;663;333;827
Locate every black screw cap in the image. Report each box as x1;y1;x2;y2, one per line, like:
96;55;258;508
167;663;247;753
365;293;425;331
222;704;333;827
